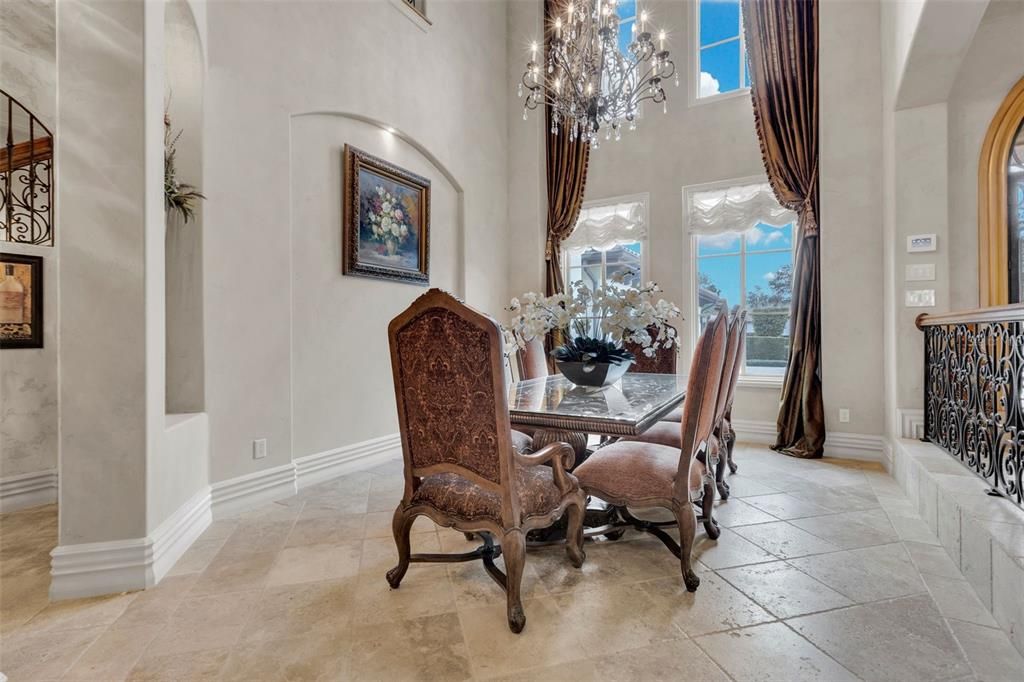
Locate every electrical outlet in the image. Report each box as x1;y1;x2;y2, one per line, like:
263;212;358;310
838;408;850;423
253;438;268;460
905;289;936;308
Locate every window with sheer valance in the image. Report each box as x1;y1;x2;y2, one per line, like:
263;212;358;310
686;178;796;378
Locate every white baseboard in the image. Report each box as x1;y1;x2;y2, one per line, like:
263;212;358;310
50;536;151;601
0;469;58;513
731;419;887;463
897;408;926;440
825;431;888;463
731;419;777;446
294;434;402;489
210;462;296;519
209;433;402;518
150;488;212;581
48;433;401;598
50;487;211;600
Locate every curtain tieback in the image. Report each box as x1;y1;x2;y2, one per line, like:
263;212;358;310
800;198;819;236
545;237;555;261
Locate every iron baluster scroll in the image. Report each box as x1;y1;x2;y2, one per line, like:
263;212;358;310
1;89;54;246
918;306;1024;509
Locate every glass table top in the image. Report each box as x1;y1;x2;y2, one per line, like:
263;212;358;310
508;373;687;436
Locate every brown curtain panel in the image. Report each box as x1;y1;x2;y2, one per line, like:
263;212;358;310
544;0;590;296
742;0;824;458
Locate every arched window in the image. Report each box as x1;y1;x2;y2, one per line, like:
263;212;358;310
979;76;1024;306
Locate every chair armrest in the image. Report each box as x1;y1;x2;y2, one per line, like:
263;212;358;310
515;442;575;495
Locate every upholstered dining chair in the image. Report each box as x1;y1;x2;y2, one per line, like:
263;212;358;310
713;309;746;498
572;306;728;592
387;289;587;633
658;309;747;499
517;336;550;380
627;304;739;539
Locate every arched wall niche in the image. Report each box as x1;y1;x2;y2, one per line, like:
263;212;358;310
164;0;205;413
288;111;464;459
978;75;1024;307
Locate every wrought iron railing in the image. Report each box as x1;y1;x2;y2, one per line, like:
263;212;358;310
917;306;1024;509
1;89;53;246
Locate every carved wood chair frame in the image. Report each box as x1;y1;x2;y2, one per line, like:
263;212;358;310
386;289;586;633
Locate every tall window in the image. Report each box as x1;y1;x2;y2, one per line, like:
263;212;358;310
687;181;795;377
563;195;647;337
696;0;749;100
616;0;638;56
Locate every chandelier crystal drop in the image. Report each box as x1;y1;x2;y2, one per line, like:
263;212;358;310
519;0;677;148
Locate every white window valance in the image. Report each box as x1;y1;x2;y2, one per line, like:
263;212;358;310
686;181;796;236
564;197;647;253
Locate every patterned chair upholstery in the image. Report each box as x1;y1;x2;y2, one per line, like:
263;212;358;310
386;289;587;633
573;306;728;592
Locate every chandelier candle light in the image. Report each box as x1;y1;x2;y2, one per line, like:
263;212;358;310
519;0;677;147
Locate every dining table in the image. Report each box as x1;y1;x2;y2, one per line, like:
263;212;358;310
508;372;688;466
508;372;687;543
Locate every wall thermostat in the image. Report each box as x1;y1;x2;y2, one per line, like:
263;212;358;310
907;234;937;253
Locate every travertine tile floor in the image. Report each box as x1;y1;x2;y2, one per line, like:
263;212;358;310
2;445;1023;681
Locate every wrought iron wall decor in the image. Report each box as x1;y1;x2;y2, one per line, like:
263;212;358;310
918;307;1024;509
1;89;54;246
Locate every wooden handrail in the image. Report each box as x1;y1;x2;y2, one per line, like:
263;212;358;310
915;303;1024;329
1;136;52;173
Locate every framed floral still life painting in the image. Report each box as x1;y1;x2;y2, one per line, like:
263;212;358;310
0;253;43;349
343;145;430;285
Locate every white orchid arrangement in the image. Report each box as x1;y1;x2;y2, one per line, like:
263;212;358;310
507;270;681;361
366;186;411;246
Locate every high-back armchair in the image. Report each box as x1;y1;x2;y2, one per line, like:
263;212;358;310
573;306;728;592
387;289;586;633
655;309;747;500
516;336;550;380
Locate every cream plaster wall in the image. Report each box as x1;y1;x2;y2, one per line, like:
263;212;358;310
203;0;509;482
947;0;1024;311
57;0;149;543
819;0;885;438
0;0;59;481
289;115;461;458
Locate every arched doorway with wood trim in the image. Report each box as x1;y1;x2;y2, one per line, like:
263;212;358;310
978;75;1024;307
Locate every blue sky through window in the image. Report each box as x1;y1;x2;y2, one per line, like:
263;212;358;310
616;0;637;57
696;224;793;309
700;0;739;45
698;0;746;98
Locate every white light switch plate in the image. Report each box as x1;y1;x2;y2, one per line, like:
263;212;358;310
907;234;937;253
253;438;268;459
905;263;936;281
905;289;936;308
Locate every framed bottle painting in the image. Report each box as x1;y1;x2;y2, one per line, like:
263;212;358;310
342;145;430;285
0;253;43;349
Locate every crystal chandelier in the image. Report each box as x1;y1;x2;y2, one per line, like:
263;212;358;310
518;0;677;147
